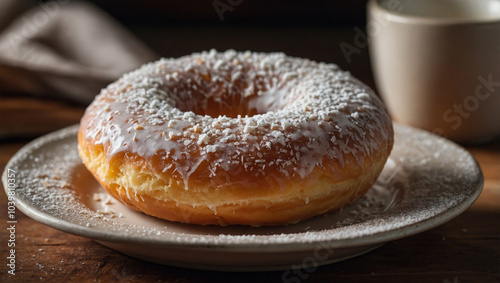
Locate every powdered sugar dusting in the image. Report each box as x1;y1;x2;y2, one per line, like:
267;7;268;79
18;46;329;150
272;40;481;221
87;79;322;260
80;50;393;189
4;123;482;248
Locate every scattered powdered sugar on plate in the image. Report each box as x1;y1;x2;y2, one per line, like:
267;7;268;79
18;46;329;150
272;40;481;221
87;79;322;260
3;123;482;255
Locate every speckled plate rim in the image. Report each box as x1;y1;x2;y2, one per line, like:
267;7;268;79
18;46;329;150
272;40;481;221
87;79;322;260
2;123;484;253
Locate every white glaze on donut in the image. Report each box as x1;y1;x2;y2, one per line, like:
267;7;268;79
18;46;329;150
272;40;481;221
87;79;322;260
80;50;393;192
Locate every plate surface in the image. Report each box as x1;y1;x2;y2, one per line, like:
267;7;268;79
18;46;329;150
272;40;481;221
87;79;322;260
2;123;483;271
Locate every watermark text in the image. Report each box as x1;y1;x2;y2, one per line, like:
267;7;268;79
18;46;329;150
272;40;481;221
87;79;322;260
6;169;17;276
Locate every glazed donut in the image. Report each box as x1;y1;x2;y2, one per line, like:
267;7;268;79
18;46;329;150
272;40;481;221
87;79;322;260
78;50;394;226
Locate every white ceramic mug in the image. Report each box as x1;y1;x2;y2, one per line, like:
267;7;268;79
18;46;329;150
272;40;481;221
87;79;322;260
368;0;500;143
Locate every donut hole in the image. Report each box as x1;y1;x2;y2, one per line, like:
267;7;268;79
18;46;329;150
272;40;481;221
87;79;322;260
171;74;293;118
174;91;260;118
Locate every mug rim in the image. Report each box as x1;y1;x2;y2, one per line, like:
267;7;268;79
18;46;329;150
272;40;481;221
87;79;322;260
368;0;500;25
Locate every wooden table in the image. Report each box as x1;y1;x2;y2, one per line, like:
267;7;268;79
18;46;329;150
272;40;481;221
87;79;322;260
1;23;500;282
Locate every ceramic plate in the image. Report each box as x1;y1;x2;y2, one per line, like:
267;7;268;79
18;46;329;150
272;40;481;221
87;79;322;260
2;123;483;271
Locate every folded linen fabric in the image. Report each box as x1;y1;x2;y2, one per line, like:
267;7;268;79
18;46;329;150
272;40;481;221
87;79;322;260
0;0;158;104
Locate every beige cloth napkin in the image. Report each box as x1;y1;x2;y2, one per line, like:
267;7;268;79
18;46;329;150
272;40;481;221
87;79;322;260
0;0;158;104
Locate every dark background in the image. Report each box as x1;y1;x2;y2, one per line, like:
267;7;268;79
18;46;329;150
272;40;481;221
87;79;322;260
82;0;375;88
84;0;368;25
